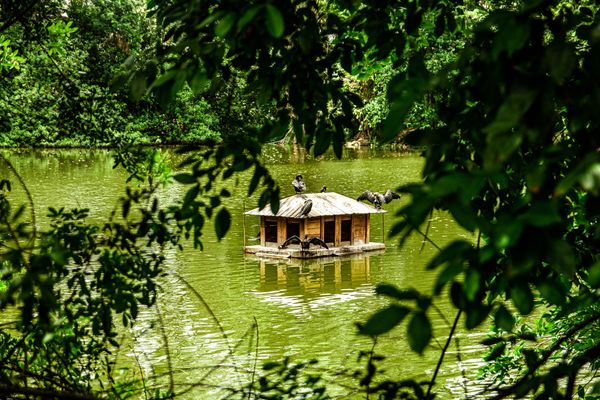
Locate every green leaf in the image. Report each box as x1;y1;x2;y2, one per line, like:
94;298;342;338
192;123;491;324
464;269;480;302
491;16;530;59
237;6;262;30
588;261;600;288
485;342;507;361
509;283;534;315
493;218;523;249
448;200;478;232
434;263;463;294
173;173;197;184
519;201;561;227
483;88;536;136
407;312;431;354
494;305;515;331
265;5;284;38
376;285;420;301
555;153;600;196
549;240;576;278
215;12;236;37
536;280;565;305
427;240;472;270
269;188;280;215
313;131;331;157
358;305;410;336
215;208;231;240
465;304;490;329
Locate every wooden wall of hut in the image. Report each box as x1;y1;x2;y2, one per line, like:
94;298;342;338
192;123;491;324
260;214;372;247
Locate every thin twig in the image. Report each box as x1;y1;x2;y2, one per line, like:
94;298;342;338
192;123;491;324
247;317;259;400
155;302;174;396
426;310;462;399
0;155;37;258
420;209;434;253
414;226;442;251
172;272;244;393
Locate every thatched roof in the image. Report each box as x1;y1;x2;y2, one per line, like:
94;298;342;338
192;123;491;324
244;192;384;218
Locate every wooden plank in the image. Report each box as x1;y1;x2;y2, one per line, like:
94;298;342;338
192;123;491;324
305;218;321;237
366;214;371;243
353;214;367;244
335;215;341;245
260;217;265;246
277;218;286;244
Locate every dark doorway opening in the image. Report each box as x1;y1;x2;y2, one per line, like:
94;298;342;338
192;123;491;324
286;221;300;239
324;220;335;243
265;220;278;243
341;219;351;242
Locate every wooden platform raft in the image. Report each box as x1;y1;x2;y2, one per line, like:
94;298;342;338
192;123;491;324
244;192;385;259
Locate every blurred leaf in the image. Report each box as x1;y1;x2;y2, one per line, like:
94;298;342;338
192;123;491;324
536;280;565;305
494;305;515;331
464;269;480;302
407;312;431;354
359;305;410;336
484;342;507;361
491;15;530;59
174;173;197;184
427;240;472;270
587;261;600;288
238;6;262;30
376;284;420;300
555;153;600;196
313;131;331;157
509;283;534;315
519;201;561;227
549;240;575;278
466;304;490;329
265;5;284;38
493;218;523;249
215;208;231;240
483;88;535;136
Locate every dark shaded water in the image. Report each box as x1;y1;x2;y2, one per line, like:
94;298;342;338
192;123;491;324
1;147;487;398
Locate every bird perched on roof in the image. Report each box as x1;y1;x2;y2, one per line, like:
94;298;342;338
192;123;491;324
300;199;312;217
320;185;327;193
292;174;306;194
357;189;401;209
279;235;329;250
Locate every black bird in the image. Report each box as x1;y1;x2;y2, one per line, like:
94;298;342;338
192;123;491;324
300;199;313;217
279;235;329;250
320;185;327;193
292;174;306;194
357;189;401;209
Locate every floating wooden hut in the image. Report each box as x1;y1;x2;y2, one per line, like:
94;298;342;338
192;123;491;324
244;192;385;258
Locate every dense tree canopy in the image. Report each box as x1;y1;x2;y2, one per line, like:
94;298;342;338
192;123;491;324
1;0;599;399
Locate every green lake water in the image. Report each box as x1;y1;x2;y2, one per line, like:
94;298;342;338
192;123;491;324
1;147;489;398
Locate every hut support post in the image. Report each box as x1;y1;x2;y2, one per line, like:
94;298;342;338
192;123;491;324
243;201;247;247
381;213;385;244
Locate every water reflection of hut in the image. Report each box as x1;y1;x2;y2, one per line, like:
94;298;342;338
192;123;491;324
244;192;385;258
254;253;381;295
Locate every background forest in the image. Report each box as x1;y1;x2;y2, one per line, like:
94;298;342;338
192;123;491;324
1;0;600;399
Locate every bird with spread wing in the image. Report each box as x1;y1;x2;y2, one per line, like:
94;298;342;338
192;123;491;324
292;174;306;193
279;235;329;250
356;189;400;209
